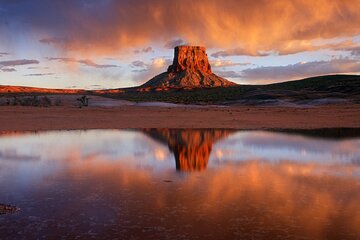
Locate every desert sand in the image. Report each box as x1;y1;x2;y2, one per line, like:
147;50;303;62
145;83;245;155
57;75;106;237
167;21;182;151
0;95;359;131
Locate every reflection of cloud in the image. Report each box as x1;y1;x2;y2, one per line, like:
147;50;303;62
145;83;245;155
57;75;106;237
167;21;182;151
0;150;40;161
154;148;167;161
213;131;360;164
3;154;360;238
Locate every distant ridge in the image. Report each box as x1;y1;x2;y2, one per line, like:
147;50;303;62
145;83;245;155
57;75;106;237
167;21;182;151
0;85;85;94
1;74;359;105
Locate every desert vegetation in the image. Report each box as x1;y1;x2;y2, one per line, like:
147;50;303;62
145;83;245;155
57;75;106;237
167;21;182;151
0;96;62;107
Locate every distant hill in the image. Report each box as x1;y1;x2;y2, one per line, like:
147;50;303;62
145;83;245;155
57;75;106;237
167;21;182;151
1;74;360;105
266;74;360;93
0;85;85;95
97;74;360;104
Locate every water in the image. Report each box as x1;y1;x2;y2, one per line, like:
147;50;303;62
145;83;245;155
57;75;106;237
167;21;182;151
1;129;360;239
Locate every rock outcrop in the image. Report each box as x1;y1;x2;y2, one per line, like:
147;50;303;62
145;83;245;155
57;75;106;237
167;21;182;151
141;46;237;89
0;204;19;215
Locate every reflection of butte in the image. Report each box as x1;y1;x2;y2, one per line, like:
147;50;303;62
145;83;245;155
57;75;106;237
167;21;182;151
143;129;233;171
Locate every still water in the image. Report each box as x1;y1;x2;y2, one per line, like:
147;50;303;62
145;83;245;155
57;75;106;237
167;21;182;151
1;129;360;239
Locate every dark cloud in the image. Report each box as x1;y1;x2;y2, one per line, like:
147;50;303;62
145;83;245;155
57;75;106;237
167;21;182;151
47;57;118;68
241;58;360;83
341;46;360;56
351;48;360;56
214;70;242;79
131;69;148;73
0;59;39;72
1;67;16;72
134;46;153;54
0;59;39;67
164;39;187;49
131;60;147;68
39;37;70;48
0;52;10;57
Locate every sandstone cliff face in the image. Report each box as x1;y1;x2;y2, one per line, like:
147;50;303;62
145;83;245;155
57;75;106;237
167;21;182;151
141;46;237;89
167;46;212;74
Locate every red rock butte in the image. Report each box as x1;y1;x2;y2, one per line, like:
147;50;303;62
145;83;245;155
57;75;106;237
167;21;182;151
141;46;237;89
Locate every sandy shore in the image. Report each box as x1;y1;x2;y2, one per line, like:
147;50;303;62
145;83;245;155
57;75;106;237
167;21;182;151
0;103;359;131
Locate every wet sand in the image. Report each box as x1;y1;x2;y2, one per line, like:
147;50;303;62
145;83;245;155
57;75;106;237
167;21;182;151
0;103;359;131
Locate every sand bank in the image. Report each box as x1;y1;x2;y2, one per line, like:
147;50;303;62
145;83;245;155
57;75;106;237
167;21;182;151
0;103;359;131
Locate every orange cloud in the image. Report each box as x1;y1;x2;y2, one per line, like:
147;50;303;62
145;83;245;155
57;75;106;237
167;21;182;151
19;0;360;55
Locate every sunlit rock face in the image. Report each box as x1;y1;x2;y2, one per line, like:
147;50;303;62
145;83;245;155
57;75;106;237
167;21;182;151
143;129;233;171
141;46;237;89
168;46;212;74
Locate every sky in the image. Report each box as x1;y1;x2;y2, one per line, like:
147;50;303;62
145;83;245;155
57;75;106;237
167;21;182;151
0;0;360;89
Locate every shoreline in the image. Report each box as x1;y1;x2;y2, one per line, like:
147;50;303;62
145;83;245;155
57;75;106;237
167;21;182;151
0;104;359;131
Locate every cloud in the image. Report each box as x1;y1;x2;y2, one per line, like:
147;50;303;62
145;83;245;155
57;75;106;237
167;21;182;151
212;48;272;58
131;60;147;68
211;39;360;57
24;73;56;77
241;58;360;83
1;67;16;72
210;60;251;68
78;59;117;68
339;46;360;56
131;57;172;83
214;70;242;79
0;52;9;57
351;47;360;56
39;37;69;46
164;39;187;49
0;59;39;67
4;0;359;55
0;59;39;72
47;57;118;68
28;66;49;70
134;46;153;54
